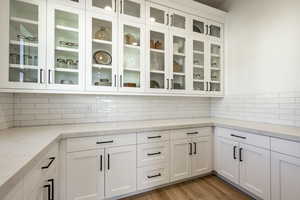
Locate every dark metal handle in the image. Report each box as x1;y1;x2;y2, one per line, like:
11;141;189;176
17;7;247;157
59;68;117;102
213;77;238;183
166;14;169;25
147;173;161;179
107;154;110;170
120;0;123;13
233;146;237;160
120;75;123;87
148;136;161;139
166;78;169;89
171;79;174;89
48;69;51;84
187;132;198;135
41;157;55;169
96;140;114;144
44;184;51;200
231;134;247;139
100;155;103;171
147;152;161;156
171;15;174;26
239;148;243;162
48;179;54;200
193;142;197;154
40;69;43;84
114;0;117;12
189;143;192;155
206;82;208;91
114;74;117;87
206;25;209;35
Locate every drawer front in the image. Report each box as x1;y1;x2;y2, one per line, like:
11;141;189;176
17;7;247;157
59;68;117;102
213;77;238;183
215;127;270;149
137;163;169;190
138;131;169;144
271;138;300;158
170;127;212;140
137;142;169;167
67;134;137;152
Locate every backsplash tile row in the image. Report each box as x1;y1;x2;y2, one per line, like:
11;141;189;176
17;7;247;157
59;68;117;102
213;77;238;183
13;94;211;127
0;93;14;129
211;92;300;127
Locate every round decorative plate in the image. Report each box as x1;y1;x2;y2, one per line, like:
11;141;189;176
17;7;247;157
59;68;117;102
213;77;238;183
93;50;112;65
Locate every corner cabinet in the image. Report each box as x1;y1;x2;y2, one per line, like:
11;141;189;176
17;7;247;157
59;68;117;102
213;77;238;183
0;0;225;96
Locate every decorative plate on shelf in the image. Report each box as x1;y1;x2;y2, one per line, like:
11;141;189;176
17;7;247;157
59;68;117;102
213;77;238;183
93;50;112;65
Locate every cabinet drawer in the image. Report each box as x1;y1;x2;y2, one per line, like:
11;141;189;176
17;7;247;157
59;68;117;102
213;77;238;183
170;127;212;140
137;142;169;167
215;127;270;149
137;131;169;144
137;163;169;190
67;134;137;152
271;138;300;158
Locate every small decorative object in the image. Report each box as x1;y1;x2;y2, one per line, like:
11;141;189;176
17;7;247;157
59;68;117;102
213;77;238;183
150;80;160;88
93;50;112;65
155;41;163;49
95;26;110;41
60;80;74;84
150;40;155;49
173;61;182;73
59;41;78;48
124;83;137;87
193;24;204;34
125;34;138;45
16;34;38;42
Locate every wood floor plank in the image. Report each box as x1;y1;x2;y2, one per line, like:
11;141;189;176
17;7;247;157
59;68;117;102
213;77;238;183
120;175;252;200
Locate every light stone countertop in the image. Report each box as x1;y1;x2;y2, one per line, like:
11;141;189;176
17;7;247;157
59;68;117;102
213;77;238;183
1;117;300;197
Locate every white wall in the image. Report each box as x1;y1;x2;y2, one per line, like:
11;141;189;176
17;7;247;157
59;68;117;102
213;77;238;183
222;0;300;94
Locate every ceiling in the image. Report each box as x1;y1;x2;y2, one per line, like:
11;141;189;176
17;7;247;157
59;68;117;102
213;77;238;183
194;0;226;9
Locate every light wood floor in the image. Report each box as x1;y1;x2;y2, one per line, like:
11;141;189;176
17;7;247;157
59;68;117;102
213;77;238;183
121;175;253;200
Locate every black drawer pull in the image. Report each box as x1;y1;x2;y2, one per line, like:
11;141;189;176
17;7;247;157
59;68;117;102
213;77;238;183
147;152;161;156
96;140;114;144
230;134;246;139
41;157;55;169
147;173;161;179
147;136;162;139
187;132;199;135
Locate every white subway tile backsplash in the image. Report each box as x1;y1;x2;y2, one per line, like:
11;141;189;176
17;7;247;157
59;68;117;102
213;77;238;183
0;93;14;130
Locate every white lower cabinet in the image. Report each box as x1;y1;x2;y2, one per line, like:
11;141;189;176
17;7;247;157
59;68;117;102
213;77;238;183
191;137;212;176
271;152;300;200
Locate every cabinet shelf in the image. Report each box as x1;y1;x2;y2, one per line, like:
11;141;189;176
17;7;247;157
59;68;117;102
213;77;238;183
150;70;165;74
173;72;185;76
56;25;79;32
194;65;204;69
193;50;204;54
211;54;220;57
55;68;79;73
9;64;38;70
210;80;220;83
124;44;140;49
56;47;79;53
10;40;38;47
193;79;204;82
10;17;38;25
124;68;140;72
92;39;112;45
173;52;185;57
211;67;220;70
92;64;112;69
150;48;165;53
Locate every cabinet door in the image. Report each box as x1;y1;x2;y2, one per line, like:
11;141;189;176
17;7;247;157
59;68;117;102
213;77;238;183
2;0;47;89
170;10;188;32
119;0;145;23
215;137;239;184
208;21;223;41
208;41;223;95
47;4;84;91
86;0;117;15
271;152;300;200
66;150;104;200
146;2;169;28
191;136;212;176
191;16;207;36
119;21;145;92
170;139;191;181
170;32;188;92
239;143;270;200
147;25;170;92
105;145;137;198
86;12;118;92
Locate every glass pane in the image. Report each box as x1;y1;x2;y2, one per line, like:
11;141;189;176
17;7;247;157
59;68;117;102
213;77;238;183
92;68;112;86
150;73;164;89
193;53;204;66
9;0;39;83
193;68;204;81
55;10;79;85
150;31;165;72
124;71;140;88
193;19;204;34
211;44;221;68
211;69;220;82
173;55;185;73
173;36;185;54
211;44;221;55
93;0;113;11
150;7;165;24
124;47;140;70
210;82;221;91
150;31;164;50
210;25;221;38
150;51;164;71
124;0;140;18
194;82;204;91
124;25;140;46
172;14;185;29
193;40;204;52
173;75;185;90
92;18;112;42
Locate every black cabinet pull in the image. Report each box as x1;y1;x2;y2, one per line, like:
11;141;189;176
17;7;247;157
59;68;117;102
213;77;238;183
107;154;110;170
48;69;51;84
147;152;161;156
44;184;51;200
239;148;243;162
166;78;169;89
41;157;55;169
206;25;209;35
189;143;192;155
147;136;161;139
233;146;237;160
193;142;197;154
40;69;43;84
114;0;117;12
147;173;161;179
120;0;123;13
186;132;198;135
230;134;246;139
166;14;169;25
120;75;123;87
100;155;103;171
48;179;54;200
96;140;114;144
114;74;117;87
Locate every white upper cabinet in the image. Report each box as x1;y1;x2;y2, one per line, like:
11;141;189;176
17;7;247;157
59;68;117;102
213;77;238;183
3;0;47;89
47;3;85;90
50;0;86;9
86;12;118;91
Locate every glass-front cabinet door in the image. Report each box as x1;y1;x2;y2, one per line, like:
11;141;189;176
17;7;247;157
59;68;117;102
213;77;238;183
147;26;169;92
192;38;206;93
119;21;145;92
119;0;145;23
52;0;85;9
192;16;206;35
86;0;117;15
6;0;46;89
171;33;187;92
86;13;117;91
47;4;84;90
209;42;223;94
147;2;169;28
208;21;223;41
170;10;187;31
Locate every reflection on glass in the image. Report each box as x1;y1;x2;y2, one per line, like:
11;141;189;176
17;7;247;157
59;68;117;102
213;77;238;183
193;40;204;52
172;14;185;29
151;51;164;71
123;0;140;18
150;7;165;24
173;36;185;54
173;55;185;73
193;19;204;34
150;73;164;89
124;70;140;88
211;44;220;55
210;25;221;38
55;71;78;85
210;82;221;91
92;68;112;86
211;70;220;82
173;75;185;90
9;68;38;83
194;82;204;91
93;0;113;11
194;53;204;66
193;68;204;81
